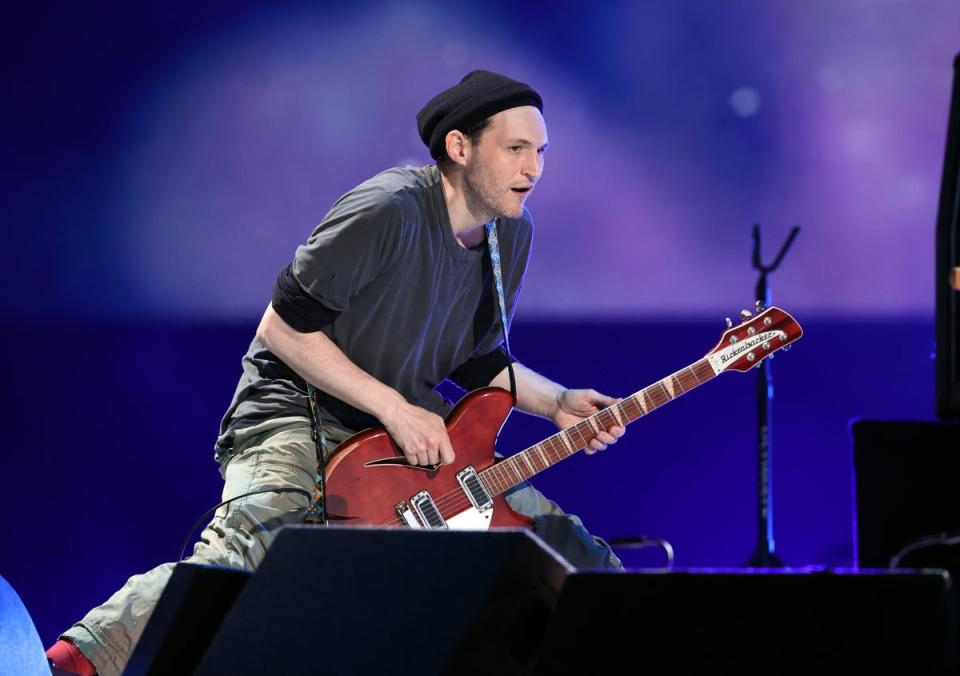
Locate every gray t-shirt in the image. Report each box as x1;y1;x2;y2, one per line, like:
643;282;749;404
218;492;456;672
215;164;533;457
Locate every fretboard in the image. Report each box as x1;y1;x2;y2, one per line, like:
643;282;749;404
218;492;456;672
478;358;716;497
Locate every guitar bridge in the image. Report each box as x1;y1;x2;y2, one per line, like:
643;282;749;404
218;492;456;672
456;466;492;512
396;502;422;529
410;491;447;529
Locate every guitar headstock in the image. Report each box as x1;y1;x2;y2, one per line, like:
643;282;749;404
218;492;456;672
705;306;803;374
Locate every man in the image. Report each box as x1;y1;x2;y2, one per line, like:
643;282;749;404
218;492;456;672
48;70;625;676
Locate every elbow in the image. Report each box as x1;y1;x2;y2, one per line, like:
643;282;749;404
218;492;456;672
256;305;279;351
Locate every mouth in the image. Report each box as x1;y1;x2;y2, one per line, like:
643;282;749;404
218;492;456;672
511;186;533;195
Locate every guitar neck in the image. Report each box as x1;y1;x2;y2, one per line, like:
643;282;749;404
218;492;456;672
478;358;717;498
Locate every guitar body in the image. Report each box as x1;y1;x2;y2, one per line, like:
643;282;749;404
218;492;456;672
324;388;534;530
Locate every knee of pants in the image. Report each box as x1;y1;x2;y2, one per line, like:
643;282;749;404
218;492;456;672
191;487;312;571
193;432;317;570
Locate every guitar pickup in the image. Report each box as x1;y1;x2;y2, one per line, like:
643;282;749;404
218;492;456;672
395;502;422;529
456;466;492;512
410;491;447;529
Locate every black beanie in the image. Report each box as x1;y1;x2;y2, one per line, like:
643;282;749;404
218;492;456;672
416;70;543;160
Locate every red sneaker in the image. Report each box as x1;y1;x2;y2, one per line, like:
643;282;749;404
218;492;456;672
46;640;97;676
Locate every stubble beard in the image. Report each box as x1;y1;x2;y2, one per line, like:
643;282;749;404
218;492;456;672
463;162;523;221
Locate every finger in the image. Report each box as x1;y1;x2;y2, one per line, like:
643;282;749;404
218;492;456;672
589;438;608;452
596;431;618;445
426;446;440;465
591;390;619;407
607;425;626;439
439;437;456;465
415;449;430;466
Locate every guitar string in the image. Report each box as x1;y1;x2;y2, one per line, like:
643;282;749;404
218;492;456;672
374;370;696;526
367;329;797;527
371;362;715;527
372;357;730;526
368;350;769;526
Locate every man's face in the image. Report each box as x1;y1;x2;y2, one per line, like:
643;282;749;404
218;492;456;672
462;106;548;220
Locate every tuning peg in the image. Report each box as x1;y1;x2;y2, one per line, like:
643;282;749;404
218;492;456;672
755;300;766;312
725;317;733;328
739;309;753;321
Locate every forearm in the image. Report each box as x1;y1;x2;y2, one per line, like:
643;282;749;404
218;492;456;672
490;360;625;452
489;362;565;421
256;304;405;421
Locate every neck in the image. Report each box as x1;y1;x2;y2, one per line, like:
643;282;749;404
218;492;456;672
439;164;490;248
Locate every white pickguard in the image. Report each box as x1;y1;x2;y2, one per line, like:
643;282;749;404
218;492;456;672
444;505;494;530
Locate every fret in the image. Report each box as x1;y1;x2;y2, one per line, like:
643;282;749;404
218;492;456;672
534;442;550;467
520;451;535;475
479;472;496;496
544;436;561;461
561;428;581;452
574;421;593;447
672;374;686;394
603;409;619;430
492;468;506;494
610;403;624;426
584;416;599;434
607;409;619;427
507;458;524;483
656;381;673;403
643;389;656;412
484;467;502;494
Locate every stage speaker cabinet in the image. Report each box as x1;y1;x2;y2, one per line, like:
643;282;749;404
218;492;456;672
191;525;571;676
852;419;960;568
124;563;249;675
533;570;958;675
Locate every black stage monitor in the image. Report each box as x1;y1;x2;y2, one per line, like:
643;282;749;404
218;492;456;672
936;53;960;420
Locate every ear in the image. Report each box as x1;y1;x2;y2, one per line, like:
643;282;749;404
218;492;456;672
444;130;469;166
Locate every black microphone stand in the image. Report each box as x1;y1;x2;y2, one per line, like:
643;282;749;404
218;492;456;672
745;224;799;568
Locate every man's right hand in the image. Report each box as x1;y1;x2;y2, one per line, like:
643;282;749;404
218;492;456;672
256;307;455;467
380;401;456;467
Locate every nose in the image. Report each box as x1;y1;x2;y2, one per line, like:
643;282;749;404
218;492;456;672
523;151;542;183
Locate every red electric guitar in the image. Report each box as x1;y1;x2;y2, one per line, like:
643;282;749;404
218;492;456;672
323;306;803;531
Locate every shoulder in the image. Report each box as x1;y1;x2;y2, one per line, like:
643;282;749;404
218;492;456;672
316;166;443;250
332;165;438;216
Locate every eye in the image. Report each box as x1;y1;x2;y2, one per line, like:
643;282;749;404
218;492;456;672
509;145;522;152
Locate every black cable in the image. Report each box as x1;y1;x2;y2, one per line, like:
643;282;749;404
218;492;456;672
889;530;960;569
608;536;675;570
307;384;329;525
178;486;312;562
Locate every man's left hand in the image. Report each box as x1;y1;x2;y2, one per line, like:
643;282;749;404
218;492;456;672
552;389;626;455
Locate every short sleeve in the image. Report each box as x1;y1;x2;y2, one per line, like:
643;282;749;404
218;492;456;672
448;345;512;391
291;190;407;314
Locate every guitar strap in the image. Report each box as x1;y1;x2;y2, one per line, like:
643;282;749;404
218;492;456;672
304;217;517;524
484;218;518;402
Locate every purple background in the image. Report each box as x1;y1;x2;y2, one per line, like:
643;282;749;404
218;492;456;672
1;0;956;647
